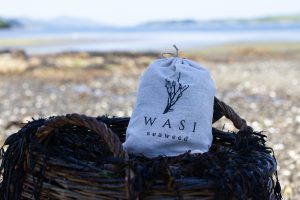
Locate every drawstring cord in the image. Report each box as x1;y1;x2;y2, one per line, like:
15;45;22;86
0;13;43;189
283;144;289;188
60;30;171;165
161;45;179;58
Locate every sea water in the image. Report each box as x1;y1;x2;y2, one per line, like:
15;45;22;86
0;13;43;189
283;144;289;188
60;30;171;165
1;25;300;54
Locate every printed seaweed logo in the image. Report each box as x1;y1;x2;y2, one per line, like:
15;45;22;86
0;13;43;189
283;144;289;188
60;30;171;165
163;72;189;114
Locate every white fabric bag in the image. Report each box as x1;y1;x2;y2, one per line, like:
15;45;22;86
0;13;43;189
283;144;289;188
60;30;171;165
123;56;215;157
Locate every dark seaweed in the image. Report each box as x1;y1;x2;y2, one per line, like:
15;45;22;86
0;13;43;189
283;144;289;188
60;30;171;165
0;116;281;200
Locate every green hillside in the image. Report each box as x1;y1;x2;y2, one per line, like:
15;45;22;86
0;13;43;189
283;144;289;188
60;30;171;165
255;14;300;23
0;19;11;28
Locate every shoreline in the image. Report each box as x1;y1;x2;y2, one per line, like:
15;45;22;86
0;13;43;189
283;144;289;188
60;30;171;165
1;40;300;55
1;41;300;75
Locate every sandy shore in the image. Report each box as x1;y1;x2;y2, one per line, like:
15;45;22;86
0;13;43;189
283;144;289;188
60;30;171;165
0;43;299;199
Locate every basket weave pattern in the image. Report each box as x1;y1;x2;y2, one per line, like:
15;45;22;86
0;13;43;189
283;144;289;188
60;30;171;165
0;98;281;200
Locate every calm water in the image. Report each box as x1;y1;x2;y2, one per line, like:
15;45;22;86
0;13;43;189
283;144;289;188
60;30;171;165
1;27;300;54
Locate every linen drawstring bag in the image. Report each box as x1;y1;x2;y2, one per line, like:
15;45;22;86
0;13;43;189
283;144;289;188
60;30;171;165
123;51;215;158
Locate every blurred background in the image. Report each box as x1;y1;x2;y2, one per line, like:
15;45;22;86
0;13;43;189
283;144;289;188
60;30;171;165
0;0;299;199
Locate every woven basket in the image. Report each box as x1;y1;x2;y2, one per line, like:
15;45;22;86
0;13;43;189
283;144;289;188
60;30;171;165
0;97;281;200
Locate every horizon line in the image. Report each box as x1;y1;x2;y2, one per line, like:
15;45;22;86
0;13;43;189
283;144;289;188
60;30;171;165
1;12;300;27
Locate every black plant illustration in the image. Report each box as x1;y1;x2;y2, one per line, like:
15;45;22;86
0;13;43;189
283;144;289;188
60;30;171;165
163;72;189;114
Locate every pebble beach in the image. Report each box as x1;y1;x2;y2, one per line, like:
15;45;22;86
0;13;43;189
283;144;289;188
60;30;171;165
0;43;299;199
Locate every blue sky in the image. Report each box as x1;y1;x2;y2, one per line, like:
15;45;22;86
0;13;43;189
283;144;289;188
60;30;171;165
0;0;300;26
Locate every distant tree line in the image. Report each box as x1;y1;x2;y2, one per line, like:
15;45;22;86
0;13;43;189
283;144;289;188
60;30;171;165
0;18;20;29
0;19;10;28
